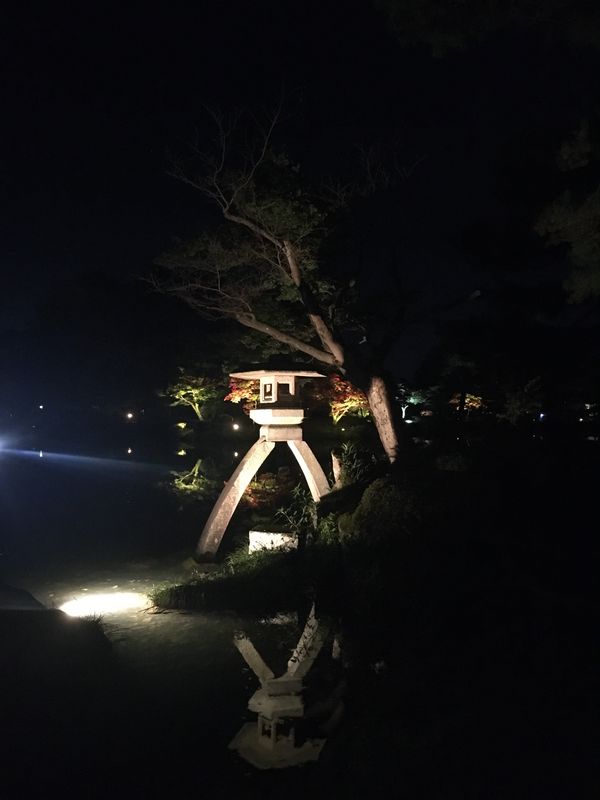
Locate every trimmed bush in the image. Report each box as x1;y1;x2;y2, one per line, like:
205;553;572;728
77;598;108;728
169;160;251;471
339;477;422;547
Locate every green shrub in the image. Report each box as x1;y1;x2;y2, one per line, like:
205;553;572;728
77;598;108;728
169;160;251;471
316;513;342;546
275;484;316;542
338;442;378;485
340;477;422;547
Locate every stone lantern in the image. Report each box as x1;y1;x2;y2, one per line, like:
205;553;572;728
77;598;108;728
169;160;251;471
229;604;331;768
195;370;331;560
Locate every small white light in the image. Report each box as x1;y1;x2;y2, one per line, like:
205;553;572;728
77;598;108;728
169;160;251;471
127;447;133;454
39;404;44;410
126;412;134;420
341;427;346;431
405;419;414;424
234;451;239;458
539;413;545;420
177;449;187;456
579;418;584;423
176;422;187;429
39;450;43;458
232;423;240;430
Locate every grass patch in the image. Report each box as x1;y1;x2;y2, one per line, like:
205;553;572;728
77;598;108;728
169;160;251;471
150;543;343;615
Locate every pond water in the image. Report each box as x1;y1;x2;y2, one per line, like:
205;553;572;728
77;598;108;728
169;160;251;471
3;421;595;795
0;435;330;793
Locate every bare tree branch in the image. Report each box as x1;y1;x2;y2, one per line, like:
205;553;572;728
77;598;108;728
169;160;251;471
226;106;281;210
222;207;283;249
156;107;404;462
236;313;338;365
283;240;345;363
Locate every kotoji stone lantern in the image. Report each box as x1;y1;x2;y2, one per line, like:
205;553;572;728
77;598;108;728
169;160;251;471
195;370;331;560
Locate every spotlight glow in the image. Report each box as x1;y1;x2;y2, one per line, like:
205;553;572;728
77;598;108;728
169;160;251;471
60;592;148;617
232;423;240;430
0;448;167;473
126;412;134;420
177;448;187;456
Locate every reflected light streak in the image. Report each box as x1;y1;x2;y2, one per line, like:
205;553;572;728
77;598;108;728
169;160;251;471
0;448;168;473
0;435;18;451
60;592;149;617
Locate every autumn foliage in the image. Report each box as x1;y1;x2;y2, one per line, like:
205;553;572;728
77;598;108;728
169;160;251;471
307;374;370;424
223;378;260;414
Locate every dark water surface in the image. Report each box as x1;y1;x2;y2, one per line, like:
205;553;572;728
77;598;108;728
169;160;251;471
0;444;305;795
3;431;599;796
0;446;189;567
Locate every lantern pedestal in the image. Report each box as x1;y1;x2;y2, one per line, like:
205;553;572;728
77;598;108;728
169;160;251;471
195;370;330;561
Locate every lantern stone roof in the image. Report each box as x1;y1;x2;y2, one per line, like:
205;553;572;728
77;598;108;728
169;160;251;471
229;370;325;379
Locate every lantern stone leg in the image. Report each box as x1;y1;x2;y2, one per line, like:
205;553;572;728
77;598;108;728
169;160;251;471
195;438;275;560
287;440;330;502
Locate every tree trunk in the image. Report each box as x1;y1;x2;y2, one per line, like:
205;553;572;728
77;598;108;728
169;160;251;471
365;375;400;463
331;451;343;488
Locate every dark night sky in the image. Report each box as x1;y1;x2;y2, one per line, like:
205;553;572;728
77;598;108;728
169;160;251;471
1;2;599;397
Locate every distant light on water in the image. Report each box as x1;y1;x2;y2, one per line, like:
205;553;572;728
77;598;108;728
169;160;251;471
60;592;148;617
0;448;168;474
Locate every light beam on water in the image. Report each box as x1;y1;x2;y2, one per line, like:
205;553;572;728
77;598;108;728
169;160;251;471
0;448;168;473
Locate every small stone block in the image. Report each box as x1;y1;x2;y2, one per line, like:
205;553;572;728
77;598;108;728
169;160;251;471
249;531;298;553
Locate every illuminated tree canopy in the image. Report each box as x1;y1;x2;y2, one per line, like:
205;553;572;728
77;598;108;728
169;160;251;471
162;369;223;420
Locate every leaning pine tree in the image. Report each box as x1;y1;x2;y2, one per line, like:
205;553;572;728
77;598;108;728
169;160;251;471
153;110;404;463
